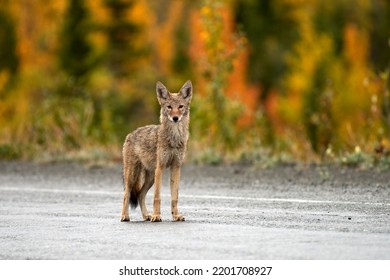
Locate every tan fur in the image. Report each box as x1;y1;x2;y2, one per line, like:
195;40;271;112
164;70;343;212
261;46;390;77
121;80;193;222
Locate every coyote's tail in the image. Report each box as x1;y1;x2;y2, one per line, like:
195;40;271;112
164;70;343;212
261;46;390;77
130;187;138;209
122;172;139;209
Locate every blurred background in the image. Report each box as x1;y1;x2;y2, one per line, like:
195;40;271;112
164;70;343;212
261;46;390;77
0;0;389;167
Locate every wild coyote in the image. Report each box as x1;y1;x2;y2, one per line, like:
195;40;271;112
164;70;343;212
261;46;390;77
121;80;192;222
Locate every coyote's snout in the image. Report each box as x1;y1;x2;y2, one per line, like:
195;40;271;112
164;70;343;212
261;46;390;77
121;80;193;222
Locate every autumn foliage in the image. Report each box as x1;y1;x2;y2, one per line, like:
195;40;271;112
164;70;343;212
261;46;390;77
0;0;389;166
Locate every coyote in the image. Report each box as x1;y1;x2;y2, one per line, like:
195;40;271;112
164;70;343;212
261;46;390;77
121;80;193;222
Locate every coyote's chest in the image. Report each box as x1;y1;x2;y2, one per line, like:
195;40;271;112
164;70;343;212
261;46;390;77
158;125;188;167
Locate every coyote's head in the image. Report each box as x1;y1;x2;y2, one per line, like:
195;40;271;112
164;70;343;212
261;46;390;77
156;80;193;124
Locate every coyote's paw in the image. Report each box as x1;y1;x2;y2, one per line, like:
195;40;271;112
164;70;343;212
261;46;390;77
172;214;185;222
121;215;130;222
150;215;162;222
143;214;152;221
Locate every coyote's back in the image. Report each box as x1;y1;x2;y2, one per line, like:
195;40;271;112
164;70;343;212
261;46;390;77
121;80;193;222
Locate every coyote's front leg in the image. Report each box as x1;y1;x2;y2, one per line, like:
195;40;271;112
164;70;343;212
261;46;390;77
170;165;185;221
151;164;162;222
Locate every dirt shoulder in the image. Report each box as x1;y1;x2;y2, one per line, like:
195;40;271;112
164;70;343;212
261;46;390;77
1;160;389;203
1;160;390;188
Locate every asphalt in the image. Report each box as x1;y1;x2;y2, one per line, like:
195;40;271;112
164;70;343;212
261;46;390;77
0;161;389;259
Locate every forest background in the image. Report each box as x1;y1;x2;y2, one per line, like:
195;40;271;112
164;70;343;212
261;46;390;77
1;0;390;168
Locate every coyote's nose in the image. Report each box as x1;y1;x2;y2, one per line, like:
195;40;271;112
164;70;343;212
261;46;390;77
172;116;179;122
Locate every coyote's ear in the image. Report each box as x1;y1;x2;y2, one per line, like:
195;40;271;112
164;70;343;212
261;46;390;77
156;81;169;101
179;80;192;100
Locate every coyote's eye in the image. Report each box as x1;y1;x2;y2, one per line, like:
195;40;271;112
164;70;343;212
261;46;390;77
167;106;172;109
178;105;184;109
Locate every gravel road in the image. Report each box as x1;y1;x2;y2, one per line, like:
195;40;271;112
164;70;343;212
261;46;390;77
0;161;389;259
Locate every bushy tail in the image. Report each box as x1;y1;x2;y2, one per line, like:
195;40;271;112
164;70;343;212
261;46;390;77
130;187;138;209
122;170;139;209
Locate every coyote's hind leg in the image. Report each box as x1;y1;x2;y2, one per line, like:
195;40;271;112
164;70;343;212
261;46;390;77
121;166;131;222
138;170;154;221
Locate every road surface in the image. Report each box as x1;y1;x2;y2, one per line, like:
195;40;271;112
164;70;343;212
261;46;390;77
0;161;389;259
